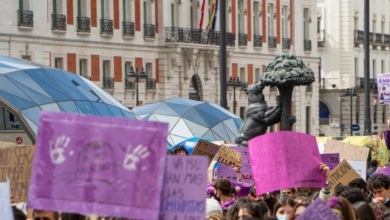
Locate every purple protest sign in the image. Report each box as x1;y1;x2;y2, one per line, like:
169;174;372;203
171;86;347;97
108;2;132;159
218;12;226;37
296;198;340;220
28;111;168;219
375;166;390;176
215;147;254;183
249;131;326;195
159;155;208;219
320;153;340;170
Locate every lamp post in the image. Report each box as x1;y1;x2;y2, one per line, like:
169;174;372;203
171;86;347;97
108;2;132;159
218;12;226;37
127;66;147;106
227;76;242;115
340;88;358;136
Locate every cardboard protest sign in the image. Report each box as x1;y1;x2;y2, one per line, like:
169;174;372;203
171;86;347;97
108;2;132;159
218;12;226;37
215;147;254;183
28;111;168;219
348;161;367;180
320;153;340;170
324;139;369;161
215;145;242;170
296;198;340;220
249;131;326;195
159;156;208;219
377;73;390;105
192;140;220;164
0;144;35;203
0;179;14;220
328;160;361;192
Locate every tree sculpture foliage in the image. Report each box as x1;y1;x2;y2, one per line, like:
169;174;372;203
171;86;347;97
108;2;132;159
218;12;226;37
261;54;315;130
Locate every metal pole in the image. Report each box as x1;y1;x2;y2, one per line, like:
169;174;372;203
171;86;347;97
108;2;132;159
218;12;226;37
233;78;236;114
364;0;371;134
219;0;227;109
340;92;343;136
136;73;139;106
350;89;353;136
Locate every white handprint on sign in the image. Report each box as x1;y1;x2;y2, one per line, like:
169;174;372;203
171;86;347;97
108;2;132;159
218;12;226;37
49;135;71;164
123;144;150;171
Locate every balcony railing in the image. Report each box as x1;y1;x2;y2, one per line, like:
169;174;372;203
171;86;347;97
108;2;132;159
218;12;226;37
384;34;390;47
17;10;33;27
100;19;113;35
369;32;374;44
354;29;364;45
164;27;235;47
103;77;114;89
52;14;66;31
144;24;155;38
282;38;291;50
146;79;156;90
125;78;135;89
318;30;325;47
304;39;312;51
238;33;247;46
253;35;262;47
268;36;276;48
77;17;90;33
374;33;383;46
123;21;135;37
356;77;378;90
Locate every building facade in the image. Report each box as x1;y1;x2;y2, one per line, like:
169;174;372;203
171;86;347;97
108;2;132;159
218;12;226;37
318;0;390;137
0;0;320;142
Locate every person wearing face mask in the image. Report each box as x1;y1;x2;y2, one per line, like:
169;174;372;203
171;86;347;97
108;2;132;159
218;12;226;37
272;196;295;220
367;174;390;208
213;178;237;213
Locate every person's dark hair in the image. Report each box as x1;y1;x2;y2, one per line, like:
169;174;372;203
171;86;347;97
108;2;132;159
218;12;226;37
12;206;26;220
352;201;376;220
213;178;233;196
370;160;379;167
340;188;366;204
381;209;390;220
272;196;296;217
225;197;263;220
263;217;277;220
369;202;386;220
264;196;277;214
257;201;269;216
249;186;256;197
335;184;351;196
291;202;310;220
60;213;87;220
367;174;390;191
348;178;368;193
32;210;59;220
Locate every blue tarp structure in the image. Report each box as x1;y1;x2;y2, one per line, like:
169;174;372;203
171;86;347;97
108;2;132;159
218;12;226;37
133;97;243;147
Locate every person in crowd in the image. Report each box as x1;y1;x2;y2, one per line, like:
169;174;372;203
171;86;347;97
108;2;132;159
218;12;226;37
207;212;225;220
382;210;390;220
32;210;59;220
12;206;26;220
352;201;376;220
327;196;357;220
367;174;390;208
225;197;263;220
272;196;296;220
348;178;368;196
289;202;310;220
206;198;223;218
339;187;367;204
369;202;387;220
281;188;296;198
367;160;379;179
335;184;350;197
60;213;88;220
172;146;187;155
293;196;311;205
213;178;236;212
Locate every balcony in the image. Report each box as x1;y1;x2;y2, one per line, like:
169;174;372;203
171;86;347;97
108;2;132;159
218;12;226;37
354;29;364;45
384;34;390;47
318;30;325;47
52;14;66;31
282;38;291;50
146;79;156;90
103;77;114;89
374;33;383;47
253;35;262;48
268;36;276;49
17;10;33;27
356;77;378;90
238;33;247;46
144;24;155;38
240;81;248;91
123;21;135;37
164;27;235;47
77;17;90;33
304;39;312;51
125;77;135;89
100;19;113;35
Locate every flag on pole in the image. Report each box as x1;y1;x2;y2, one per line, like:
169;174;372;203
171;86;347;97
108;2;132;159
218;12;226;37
207;0;219;30
198;0;207;30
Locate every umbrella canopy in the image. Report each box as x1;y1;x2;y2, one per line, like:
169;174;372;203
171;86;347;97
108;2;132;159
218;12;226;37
133;97;243;146
0;56;139;142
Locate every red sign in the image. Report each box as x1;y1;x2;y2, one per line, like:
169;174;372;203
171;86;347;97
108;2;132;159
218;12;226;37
16;137;23;144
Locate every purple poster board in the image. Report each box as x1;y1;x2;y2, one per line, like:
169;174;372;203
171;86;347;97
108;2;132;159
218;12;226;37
296;198;340;220
215;147;254;183
249;131;326;195
28;111;169;219
320;153;340;170
375;166;390;176
159;156;208;219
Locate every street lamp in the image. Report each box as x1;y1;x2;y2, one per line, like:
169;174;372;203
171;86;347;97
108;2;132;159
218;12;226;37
340;88;358;136
127;65;147;106
227;76;242;115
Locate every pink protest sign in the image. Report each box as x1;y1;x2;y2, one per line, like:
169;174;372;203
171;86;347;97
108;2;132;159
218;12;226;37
159;156;208;219
28;111;168;219
296;198;340;220
249;131;326;195
215;147;254;183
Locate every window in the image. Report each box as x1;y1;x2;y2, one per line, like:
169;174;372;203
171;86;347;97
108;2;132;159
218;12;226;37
282;5;288;38
124;61;133;74
240;107;246;120
267;4;274;36
303;8;309;39
77;0;88;17
79;59;88;78
144;0;153;25
306;107;311;134
239;67;245;82
145;62;153;79
22;55;31;61
0;107;22;130
382;21;385;35
19;0;31;10
101;0;111;19
255;68;261;82
373;20;376;33
354;58;359;79
354;17;358;30
190;1;199;29
238;0;245;33
103;60;111;78
373;59;376;79
123;0;132;21
53;0;64;14
382;60;385;73
355;96;360;123
55;57;64;69
171;4;175;27
253;1;260;35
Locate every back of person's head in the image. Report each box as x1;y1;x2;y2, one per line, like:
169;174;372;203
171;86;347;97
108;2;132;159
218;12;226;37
327;196;357;220
367;174;390;191
60;213;87;220
369;202;387;220
225;197;263;220
335;184;350;196
370;160;379;167
272;196;296;217
207;211;224;220
352;201;376;220
294;196;312;205
257;201;270;217
348;178;368;193
213;178;233;196
12;206;26;220
340;187;366;204
206;198;223;218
